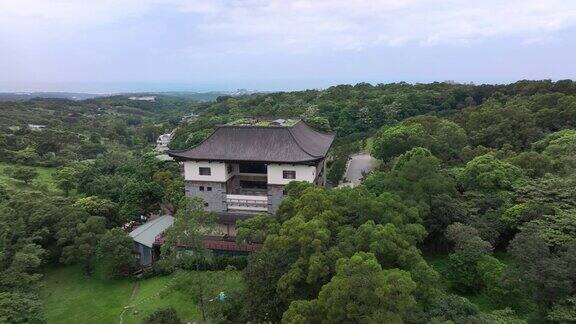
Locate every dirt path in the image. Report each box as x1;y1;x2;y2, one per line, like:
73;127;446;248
129;282;140;301
119;282;140;324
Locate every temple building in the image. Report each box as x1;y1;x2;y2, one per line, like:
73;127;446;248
128;119;334;264
168;119;335;234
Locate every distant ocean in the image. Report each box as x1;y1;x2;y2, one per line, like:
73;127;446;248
0;79;337;94
0;81;239;94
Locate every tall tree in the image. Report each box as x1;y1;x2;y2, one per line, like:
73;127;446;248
283;252;417;323
5;166;37;185
160;197;217;269
96;228;136;278
60;216;107;274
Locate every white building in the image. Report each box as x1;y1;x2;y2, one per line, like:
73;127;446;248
128;96;156;101
28;124;47;131
168;119;335;235
156;133;172;151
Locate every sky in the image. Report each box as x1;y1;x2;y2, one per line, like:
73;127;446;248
1;0;576;93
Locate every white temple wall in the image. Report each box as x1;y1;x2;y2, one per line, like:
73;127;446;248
267;163;317;185
184;161;233;182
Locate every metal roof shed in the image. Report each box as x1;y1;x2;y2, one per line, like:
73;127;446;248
129;215;175;248
129;215;174;265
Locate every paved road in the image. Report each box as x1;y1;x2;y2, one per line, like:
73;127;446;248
343;153;377;185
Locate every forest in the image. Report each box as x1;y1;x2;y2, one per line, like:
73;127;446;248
1;79;576;323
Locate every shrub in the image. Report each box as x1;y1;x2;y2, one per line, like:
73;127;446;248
143;308;182;324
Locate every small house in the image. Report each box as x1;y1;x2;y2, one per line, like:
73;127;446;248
129;215;174;266
28;124;47;131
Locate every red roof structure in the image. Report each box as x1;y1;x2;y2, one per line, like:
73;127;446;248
154;233;261;253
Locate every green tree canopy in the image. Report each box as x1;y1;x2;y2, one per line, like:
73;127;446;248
0;292;44;324
59;216;107;274
96;228;136;279
534;129;576;175
73;196;119;227
160;197;217;269
457;153;524;192
364;148;456;206
372;116;467;162
282;252;417;324
5;166;38;185
53;162;89;195
236;214;280;244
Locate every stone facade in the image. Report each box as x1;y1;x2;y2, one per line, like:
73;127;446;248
267;184;286;214
185;181;226;212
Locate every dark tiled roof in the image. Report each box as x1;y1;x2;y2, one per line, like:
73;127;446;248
168;120;335;163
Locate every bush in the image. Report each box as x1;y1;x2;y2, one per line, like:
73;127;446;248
143;254;247;279
143;308;182;324
141;260;176;279
427;294;479;323
180;255;248;271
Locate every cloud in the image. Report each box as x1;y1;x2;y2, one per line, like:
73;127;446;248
189;0;576;50
1;0;576;53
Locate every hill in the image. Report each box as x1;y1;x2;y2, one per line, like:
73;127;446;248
1;79;576;323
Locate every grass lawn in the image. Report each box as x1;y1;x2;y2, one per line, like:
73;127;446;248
0;161;60;193
41;266;243;324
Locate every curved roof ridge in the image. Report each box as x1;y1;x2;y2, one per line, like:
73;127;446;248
288;120;336;158
282;128;316;160
168;120;335;163
220;124;289;129
296;119;336;136
286;122;322;158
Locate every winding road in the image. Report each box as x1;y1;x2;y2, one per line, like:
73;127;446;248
342;153;378;186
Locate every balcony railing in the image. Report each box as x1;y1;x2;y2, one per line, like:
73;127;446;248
226;194;268;212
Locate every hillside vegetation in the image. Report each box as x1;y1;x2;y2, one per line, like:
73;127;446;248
42;266;242;324
0;80;575;323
